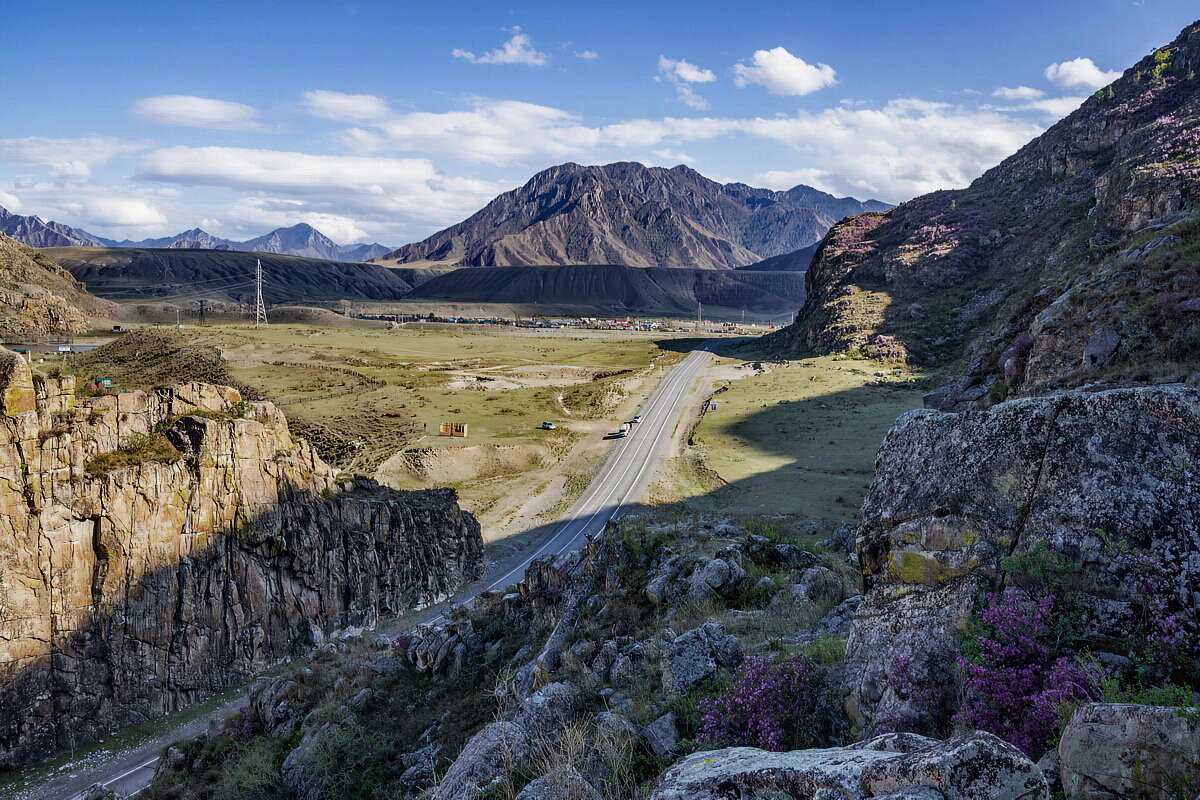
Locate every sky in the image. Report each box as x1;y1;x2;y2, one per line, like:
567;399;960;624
1;0;1196;246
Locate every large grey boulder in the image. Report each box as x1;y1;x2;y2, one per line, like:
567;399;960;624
861;732;1048;800
512;681;580;735
649;732;1047;800
661;622;743;695
432;721;532;800
1059;703;1200;799
843;387;1200;733
514;766;602;800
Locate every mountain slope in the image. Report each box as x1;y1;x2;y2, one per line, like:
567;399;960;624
240;223;342;260
734;242;820;272
765;18;1200;408
384;162;889;270
46;247;419;304
404;263;804;315
0;234;114;337
0;206;105;248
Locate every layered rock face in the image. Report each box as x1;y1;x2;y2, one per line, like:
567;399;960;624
766;20;1200;404
0;233;114;338
0;351;483;768
841;385;1200;734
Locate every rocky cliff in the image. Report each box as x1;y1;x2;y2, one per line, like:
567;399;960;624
0;349;483;768
0;233;114;338
384;162;889;269
842;385;1200;736
767;20;1200;408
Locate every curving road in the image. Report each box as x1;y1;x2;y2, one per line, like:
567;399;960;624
46;342;716;800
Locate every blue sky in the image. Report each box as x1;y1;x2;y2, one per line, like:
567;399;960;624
2;0;1195;245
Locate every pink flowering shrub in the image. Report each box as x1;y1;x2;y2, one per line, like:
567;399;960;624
955;589;1104;757
697;654;824;751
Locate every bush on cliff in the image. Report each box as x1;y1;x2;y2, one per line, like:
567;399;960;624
85;432;181;477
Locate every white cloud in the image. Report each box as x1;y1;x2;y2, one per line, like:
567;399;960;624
130;95;266;131
80;196;167;228
733;47;837;96
0;189;21;211
675;85;710;110
303;90;390;122
136;146;506;227
993;85;1045;101
656;56;716;110
330;94;1041;201
0;136;150;180
1044;57;1121;91
1025;95;1087;116
657;56;716;84
452;27;547;66
732;98;1042;199
575;50;599;61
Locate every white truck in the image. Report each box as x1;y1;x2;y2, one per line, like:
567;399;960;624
615;422;632;438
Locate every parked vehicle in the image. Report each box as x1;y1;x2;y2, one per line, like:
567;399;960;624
616;422;632;438
541;421;556;430
631;414;642;424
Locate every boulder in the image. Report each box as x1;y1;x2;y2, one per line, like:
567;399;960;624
1059;703;1200;799
432;721;532;800
514;766;602;800
642;712;679;759
686;557;746;603
661;622;743;695
512;681;580;735
794;566;846;607
843;387;1200;732
861;732;1048;800
649;732;1047;800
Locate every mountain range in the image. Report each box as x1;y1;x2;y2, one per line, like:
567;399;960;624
0;209;392;263
381;162;889;270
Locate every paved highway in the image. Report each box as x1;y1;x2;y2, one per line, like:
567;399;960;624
50;343;715;800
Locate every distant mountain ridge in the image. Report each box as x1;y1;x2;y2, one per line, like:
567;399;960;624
383;162;890;270
0;208;391;262
0;206;106;248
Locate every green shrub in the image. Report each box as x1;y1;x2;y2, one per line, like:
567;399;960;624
85;432;181;477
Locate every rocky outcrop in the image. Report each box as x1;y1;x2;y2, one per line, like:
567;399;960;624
0;357;483;768
1059;703;1200;799
765;19;1200;402
0;233;114;338
841;385;1200;734
649;731;1048;800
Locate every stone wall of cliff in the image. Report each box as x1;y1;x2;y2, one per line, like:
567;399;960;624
0;347;483;768
841;384;1200;734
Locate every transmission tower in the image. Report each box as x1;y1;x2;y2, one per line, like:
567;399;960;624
253;259;267;328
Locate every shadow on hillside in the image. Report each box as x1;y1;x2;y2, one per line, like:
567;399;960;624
0;479;477;773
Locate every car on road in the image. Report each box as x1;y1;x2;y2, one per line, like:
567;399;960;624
631;414;642;423
540;421;556;430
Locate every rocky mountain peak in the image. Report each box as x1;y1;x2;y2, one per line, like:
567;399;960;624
384;161;889;269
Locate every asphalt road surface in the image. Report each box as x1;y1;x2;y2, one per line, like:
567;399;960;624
47;343;715;800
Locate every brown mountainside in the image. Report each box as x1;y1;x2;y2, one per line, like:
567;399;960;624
384;162;889;270
0;233;114;338
766;19;1200;408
